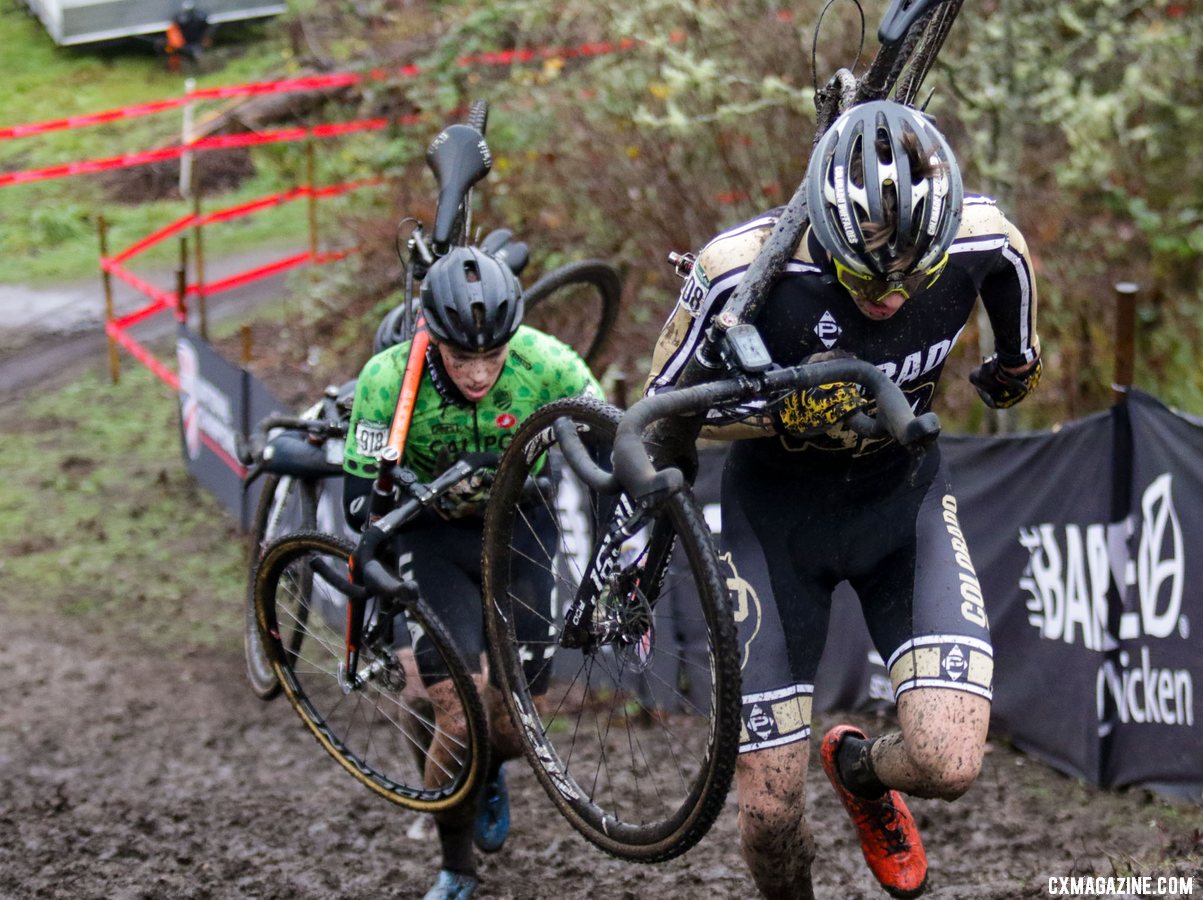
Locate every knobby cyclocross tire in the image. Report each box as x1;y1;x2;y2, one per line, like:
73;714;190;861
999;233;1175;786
885;0;964;107
244;474;317;701
481;397;741;862
522;260;621;368
254;531;488;812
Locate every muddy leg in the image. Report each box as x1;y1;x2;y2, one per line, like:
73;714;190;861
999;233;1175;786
870;688;990;800
426;678;479;876
735;743;816;900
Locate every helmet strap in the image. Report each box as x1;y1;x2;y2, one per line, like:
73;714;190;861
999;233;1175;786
425;341;473;408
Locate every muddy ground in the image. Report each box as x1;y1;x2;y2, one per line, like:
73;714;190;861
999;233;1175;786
3;607;1200;900
1;348;1200;900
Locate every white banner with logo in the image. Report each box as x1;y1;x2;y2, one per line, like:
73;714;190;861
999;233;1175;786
177;326;282;529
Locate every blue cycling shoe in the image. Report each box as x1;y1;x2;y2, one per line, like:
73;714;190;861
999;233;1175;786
473;766;510;853
422;869;478;900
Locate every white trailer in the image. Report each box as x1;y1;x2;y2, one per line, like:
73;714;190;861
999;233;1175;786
23;0;287;47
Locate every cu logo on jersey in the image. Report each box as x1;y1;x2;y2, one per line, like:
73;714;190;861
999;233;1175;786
496;413;517;429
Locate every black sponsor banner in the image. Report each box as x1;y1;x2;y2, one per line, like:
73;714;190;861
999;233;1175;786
177;326;283;529
685;393;1202;798
1099;391;1202;795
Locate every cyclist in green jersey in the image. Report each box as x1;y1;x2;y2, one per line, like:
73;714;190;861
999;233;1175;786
342;246;602;900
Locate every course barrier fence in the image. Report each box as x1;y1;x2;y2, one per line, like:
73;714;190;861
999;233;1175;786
0;32;672;188
102;175;381;393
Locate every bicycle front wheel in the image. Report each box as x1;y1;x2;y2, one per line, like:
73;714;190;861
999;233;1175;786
522;260;621;368
254;531;487;812
482;397;740;862
244;474;317;700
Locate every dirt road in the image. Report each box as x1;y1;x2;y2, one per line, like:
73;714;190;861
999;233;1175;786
0;245;299;398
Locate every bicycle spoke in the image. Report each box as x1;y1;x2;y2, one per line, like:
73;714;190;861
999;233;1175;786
483;398;740;861
258;533;485;811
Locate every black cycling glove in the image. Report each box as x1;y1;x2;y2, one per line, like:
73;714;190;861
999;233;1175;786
969;355;1042;409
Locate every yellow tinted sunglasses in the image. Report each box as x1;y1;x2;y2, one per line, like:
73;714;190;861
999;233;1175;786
834;252;949;305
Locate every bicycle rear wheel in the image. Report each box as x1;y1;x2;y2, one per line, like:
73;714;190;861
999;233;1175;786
244;474;317;700
482;398;740;862
886;0;962;106
254;531;487;812
856;0;963;108
522;260;621;368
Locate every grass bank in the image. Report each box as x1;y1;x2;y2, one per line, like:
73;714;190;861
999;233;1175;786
0;365;246;650
0;5;320;286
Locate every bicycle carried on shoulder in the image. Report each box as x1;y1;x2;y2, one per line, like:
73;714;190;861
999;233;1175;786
241;100;622;700
481;347;940;860
244;96;629;811
477;0;962;861
252;455;498;811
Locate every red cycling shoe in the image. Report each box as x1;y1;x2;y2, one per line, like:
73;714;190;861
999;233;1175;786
820;725;928;899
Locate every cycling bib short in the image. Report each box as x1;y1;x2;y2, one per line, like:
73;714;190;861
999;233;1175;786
393;506;556;691
720;444;993;753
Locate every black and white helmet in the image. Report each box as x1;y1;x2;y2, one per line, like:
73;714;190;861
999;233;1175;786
420;246;524;352
805;101;963;278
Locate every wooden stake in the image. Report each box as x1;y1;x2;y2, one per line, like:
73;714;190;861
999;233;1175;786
306;138;319;270
193;184;208;341
1113;282;1139;404
99;215;120;384
177;236;190;326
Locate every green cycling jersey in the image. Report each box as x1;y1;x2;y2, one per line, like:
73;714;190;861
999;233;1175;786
344;325;603;483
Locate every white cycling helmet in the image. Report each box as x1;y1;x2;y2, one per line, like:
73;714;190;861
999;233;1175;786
805;100;963;279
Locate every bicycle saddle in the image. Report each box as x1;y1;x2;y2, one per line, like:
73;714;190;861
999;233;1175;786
426;124;492;249
878;0;942;44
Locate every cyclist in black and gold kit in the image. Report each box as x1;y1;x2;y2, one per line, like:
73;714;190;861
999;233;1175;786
343;247;602;900
645;101;1041;899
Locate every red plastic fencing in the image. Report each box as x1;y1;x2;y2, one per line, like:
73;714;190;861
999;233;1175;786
0;115;419;188
8;30;685;390
104;177;379;391
0;33;666;190
0;37;654;144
